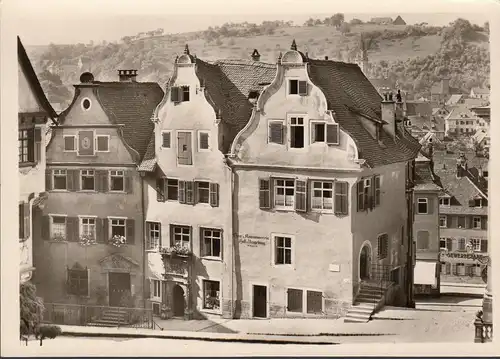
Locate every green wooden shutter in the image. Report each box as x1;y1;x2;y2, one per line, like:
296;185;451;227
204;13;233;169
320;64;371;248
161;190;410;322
185;181;195;204
294;179;307;212
67;170;79;191
357;181;364;211
178;181;186;203
335;182;348;215
326;124;339;145
481;216;487;230
162;132;171;148
45;169;52;191
96;218;104;243
23;202;30;239
177;132;193;165
42;215;50;241
66;217;78;242
259;178;271;209
269;122;284;144
125;171;133;193
481;239;488;253
427;197;433;215
156;178;165;202
298;80;308;96
209;183;219;207
127;219;135;245
19;203;25;239
170;87;179;102
27;128;35;162
34;128;42;163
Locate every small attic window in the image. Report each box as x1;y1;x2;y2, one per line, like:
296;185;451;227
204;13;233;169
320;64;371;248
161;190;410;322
248;90;259;101
82;98;91;111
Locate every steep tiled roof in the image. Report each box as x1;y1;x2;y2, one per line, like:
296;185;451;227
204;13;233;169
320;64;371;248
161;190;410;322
446;94;463;106
138;133;157;171
196;59;277;152
471;87;489;95
414;159;441;191
308;59;421;167
445;104;478;121
18;36;58;120
60;81;163;162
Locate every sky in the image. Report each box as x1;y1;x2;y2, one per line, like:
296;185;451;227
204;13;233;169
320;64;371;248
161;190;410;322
8;0;494;46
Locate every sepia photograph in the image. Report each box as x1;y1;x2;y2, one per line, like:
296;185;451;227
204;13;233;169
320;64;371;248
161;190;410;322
2;0;498;356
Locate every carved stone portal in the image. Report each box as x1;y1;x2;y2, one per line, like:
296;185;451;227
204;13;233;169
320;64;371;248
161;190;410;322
99;253;139;272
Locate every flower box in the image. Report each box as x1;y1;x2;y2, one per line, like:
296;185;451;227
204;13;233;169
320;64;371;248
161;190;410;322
79;234;96;246
109;235;127;248
160;245;193;258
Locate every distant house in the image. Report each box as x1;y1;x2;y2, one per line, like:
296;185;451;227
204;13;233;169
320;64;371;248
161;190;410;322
446;94;464;106
430;78;462;105
444;104;480;137
393;16;406;25
470;87;489;101
370;17;393;25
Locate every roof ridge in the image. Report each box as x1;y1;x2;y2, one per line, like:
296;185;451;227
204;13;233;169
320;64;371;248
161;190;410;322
214;59;276;68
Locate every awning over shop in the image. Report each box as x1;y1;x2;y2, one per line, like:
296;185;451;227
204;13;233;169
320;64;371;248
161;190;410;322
414;261;437;286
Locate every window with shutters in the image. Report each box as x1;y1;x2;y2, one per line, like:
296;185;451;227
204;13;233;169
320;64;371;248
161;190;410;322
146;222;161;251
198;131;210;151
64;136;76;152
51;216;67;241
473;216;481;229
185;181;195;204
95;135;109;152
374;175;381;206
457;216;466;228
201;228;222;258
306;291;323;314
439;238;446;250
439;215;447;228
311;122;326;143
80;217;96;239
177;131;193;165
311;181;333;211
110;218;126;238
474;198;484;207
286;288;303;312
363;178;372;209
19;203;24;239
439;197;450;206
203;280;220;310
458;238;466;251
67;268;89;296
289;116;305;148
197;181;210;204
181;86;190;102
171;225;191;248
81;170;95;191
110;170;124;192
471;238;481;252
162;131;171;148
151;279;161;300
53;170;67;190
416;231;430;250
288;79;307;96
377;233;389;259
481;239;488;253
274;179;295;209
274;235;293;265
18;129;33;164
334;181;348;215
268;120;284;144
259;179;271;209
417;198;428;214
166;178;179;201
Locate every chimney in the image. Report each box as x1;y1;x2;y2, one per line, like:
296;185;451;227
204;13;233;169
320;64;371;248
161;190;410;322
251;49;261;62
381;92;397;140
118;69;138;82
325;56;329;60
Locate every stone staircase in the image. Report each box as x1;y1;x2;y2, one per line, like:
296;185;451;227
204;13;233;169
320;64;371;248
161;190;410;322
88;307;130;327
344;281;386;323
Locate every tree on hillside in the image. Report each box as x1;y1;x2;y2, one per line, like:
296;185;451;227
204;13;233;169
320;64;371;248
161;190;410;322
350;18;363;25
304;18;315;27
340;22;351;35
332;13;345;28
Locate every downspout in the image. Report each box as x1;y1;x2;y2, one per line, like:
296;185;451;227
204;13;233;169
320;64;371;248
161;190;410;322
140;170;147;309
224;157;235;319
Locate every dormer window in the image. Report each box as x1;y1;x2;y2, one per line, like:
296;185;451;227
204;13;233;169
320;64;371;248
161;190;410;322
474;198;483;208
483;170;488;179
439;197;450;207
288;80;307;96
171;86;190;103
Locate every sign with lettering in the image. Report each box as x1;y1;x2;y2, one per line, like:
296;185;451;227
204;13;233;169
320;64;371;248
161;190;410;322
234;234;269;247
439;250;490;264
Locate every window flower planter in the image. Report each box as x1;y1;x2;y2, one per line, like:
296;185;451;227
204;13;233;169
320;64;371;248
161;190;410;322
160;245;192;258
109;235;127;248
51;234;66;242
79;234;96;246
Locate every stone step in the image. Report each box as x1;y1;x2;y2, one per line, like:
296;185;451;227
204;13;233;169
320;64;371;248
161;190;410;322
353;302;377;309
344;313;371;323
357;293;383;300
349;307;374;315
359;287;385;294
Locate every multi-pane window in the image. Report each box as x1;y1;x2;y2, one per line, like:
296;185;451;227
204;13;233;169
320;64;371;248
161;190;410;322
439;215;447;228
199;132;209;150
377;234;389;259
312;123;326;143
181;86;190;102
80;217;96;238
67;268;89;296
203;280;220;310
81;170;95;191
197;182;210;204
110;170;124;191
274;179;295;209
151;279;161;299
53;170;67;190
471;238;481;252
288;80;307;96
171;225;190;248
439;197;450;206
110;218;126;238
162;131;171;148
289;117;304;148
311;181;333;210
166;179;178;201
51;216;67;240
439;238;446;250
473;216;481;229
201;228;222;258
146;222;161;250
275;236;292;265
417;198;428;214
18;129;30;163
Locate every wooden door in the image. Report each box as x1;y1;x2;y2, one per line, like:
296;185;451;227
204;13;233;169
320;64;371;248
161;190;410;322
108;272;131;307
253;285;267;318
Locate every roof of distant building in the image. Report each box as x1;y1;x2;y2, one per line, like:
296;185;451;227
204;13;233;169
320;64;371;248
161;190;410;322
471;87;489;95
446;94;463;106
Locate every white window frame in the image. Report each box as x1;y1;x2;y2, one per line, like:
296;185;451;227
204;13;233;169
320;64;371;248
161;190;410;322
166;177;179;201
49;214;68;241
161;130;172;149
200;277;222;314
52;169;68;191
197;130;211;152
109;170;125;192
273;178;295;210
439;237;447;250
271;233;295;268
81;97;92;111
417;198;428;214
95;135;110;152
310;120;327;144
287;114;307;150
310;180;334;212
78;215;97;239
268;119;285;145
475;198;483;208
171;224;191;249
196;181;211;205
200;227;222;260
439;197;450;207
473;216;482;229
63;135;77;152
151;278;162;301
108;216;127;240
439;215;447;228
67;267;90;298
471;238;481;252
146;222;161;251
287;78;300;96
80;169;96;191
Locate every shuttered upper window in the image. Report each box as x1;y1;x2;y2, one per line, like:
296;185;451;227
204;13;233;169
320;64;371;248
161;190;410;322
198;131;210;151
162;131;171;148
268;121;284;144
311;122;340;145
177;131;193;165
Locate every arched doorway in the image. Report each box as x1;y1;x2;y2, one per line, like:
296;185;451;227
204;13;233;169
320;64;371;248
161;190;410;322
172;285;185;317
360;245;371;280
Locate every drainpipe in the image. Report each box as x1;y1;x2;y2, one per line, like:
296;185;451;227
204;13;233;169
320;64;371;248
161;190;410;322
224;158;235;319
140;171;147;309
